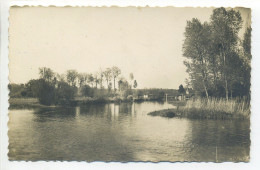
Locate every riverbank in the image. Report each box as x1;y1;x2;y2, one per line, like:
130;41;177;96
9;97;166;109
149;98;250;119
8;98;57;109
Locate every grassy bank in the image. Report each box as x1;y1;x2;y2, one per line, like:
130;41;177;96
149;98;250;119
8;98;55;109
9;97;163;109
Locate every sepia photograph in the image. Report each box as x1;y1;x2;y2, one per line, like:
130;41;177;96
8;6;251;162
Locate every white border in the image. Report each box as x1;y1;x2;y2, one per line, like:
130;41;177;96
1;1;260;170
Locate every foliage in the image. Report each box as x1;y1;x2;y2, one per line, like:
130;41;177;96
111;66;121;91
178;84;185;94
9;65;138;105
66;70;78;86
37;79;56;106
133;80;138;89
39;67;55;82
56;81;77;103
183;7;251;100
81;85;94;97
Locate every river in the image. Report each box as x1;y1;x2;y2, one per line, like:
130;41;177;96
8;101;250;162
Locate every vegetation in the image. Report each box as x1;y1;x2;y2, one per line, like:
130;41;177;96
149;8;251;119
9;66;139;106
149;97;249;119
183;8;251;100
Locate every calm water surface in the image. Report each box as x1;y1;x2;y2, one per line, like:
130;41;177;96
8;102;250;161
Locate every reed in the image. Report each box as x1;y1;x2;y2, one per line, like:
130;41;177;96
178;97;250;119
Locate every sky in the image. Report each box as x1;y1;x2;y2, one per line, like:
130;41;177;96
9;7;250;89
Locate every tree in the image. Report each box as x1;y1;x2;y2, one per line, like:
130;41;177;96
56;81;76;104
241;27;251;99
111;66;121;91
66;70;78;87
133;80;138;89
103;68;112;89
81;85;94;97
39;67;54;82
93;73;99;89
77;73;86;88
98;68;104;89
129;73;134;89
55;73;66;82
210;7;243;100
37;79;56;105
87;73;94;88
178;84;185;94
182;7;245;100
25;79;41;97
183;18;212;99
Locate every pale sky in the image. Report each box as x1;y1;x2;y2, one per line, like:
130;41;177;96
9;7;250;89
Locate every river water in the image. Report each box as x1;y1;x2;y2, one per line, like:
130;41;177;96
8;101;250;162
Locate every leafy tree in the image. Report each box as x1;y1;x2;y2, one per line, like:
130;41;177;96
183;7;245;100
25;79;41;97
178;84;185;94
8;83;26;98
133;80;138;89
129;73;134;89
183;18;212;99
241;27;252;99
98;68;104;89
93;73;99;89
87;73;94;88
66;70;78;87
56;81;76;103
103;68;112;89
77;73;86;87
111;66;121;91
81;85;94;97
37;79;56;105
39;67;54;82
210;7;243;100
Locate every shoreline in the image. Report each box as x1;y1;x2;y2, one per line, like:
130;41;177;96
8;97;166;109
148;108;249;119
9;97;250;120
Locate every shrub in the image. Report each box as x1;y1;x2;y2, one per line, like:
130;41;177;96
37;79;56;106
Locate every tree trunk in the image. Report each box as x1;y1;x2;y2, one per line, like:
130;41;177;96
113;77;116;91
222;48;229;101
224;75;229;101
202;80;209;100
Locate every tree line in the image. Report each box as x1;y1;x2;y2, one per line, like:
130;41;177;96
183;7;251;100
9;66;138;105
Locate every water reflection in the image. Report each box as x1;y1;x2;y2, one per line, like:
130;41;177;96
8;102;250;161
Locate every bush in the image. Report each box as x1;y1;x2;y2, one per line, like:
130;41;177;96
37;79;56;106
56;81;76;102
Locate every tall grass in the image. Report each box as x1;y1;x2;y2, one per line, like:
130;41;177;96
178;97;250;119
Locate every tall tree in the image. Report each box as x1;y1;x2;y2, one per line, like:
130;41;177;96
87;74;94;88
129;73;134;89
104;68;112;89
39;67;54;83
183;18;212;99
77;73;86;88
210;7;243;100
241;27;252;99
133;80;138;89
98;68;104;89
66;70;78;87
93;73;99;89
111;66;121;91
